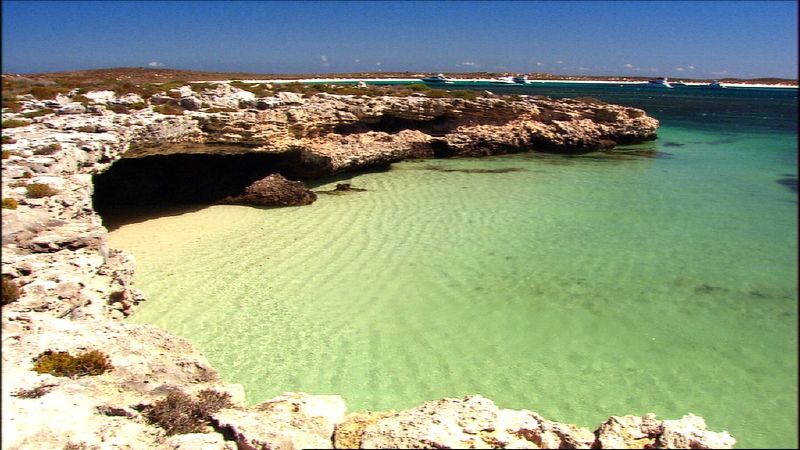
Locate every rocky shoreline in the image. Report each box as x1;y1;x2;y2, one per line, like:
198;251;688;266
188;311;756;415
1;82;735;448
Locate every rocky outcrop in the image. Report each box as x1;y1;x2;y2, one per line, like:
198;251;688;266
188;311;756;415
0;83;734;449
334;395;735;449
222;174;317;207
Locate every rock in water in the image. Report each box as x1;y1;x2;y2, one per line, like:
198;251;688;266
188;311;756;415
226;174;317;207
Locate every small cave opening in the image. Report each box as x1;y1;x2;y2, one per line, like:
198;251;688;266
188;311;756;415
92;151;318;230
334;114;459;137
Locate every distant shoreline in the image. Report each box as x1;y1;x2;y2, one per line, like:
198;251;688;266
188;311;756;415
3;67;797;89
221;77;798;89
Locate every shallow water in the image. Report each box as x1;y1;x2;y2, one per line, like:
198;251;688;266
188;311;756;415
110;85;797;448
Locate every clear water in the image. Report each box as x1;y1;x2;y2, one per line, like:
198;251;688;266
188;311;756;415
110;84;798;448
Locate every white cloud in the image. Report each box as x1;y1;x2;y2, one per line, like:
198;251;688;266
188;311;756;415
375;62;382;66
147;61;164;67
687;65;695;70
648;68;658;72
675;67;685;72
536;62;544;67
461;61;478;67
355;58;360;63
555;60;564;64
624;63;634;68
320;55;329;67
711;70;728;75
578;67;589;71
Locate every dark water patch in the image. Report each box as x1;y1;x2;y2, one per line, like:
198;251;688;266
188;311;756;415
694;284;729;294
706;138;737;145
316;183;368;195
425;166;525;174
662;142;685;147
562;149;673;161
776;176;798;193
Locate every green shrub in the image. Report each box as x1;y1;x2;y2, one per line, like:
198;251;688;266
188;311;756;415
404;83;430;92
2;198;18;209
2;95;23;112
205;107;238;113
1;150;11;159
2;275;20;305
128;101;147;110
22;108;55;119
26;183;58;198
108;104;131;114
153;104;185;115
143;389;232;435
2;119;31;129
34;143;61;155
30;85;69;100
72;95;92;105
451;90;479;101
32;350;113;378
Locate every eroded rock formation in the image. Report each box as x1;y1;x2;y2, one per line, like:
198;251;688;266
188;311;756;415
0;83;734;448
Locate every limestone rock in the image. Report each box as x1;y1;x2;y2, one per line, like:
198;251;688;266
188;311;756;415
657;414;736;449
213;392;346;450
224;174;317;207
355;395;595;449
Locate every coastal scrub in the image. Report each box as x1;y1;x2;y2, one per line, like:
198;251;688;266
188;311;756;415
32;350;113;378
143;389;233;435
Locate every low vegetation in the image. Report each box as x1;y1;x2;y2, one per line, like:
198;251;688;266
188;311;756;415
2;275;20;305
26;183;59;198
12;383;57;399
2;119;31;129
2;198;19;209
153;104;185;115
22;108;56;119
32;350;113;378
2;135;16;144
142;389;233;435
34;143;62;155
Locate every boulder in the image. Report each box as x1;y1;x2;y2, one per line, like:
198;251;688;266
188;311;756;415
57;103;87;115
355;395;595;449
224;174;317;207
213;392;346;450
657;414;736;449
180;96;203;111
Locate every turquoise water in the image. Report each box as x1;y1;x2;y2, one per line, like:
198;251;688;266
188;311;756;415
111;86;797;448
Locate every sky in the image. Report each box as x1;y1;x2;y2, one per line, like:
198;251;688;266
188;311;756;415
2;1;798;78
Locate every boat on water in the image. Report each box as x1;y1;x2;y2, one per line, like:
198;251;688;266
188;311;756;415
672;80;688;86
420;74;454;84
708;80;725;89
488;76;516;84
644;77;674;88
512;74;529;84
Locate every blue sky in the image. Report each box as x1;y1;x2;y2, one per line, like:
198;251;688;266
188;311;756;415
2;1;797;78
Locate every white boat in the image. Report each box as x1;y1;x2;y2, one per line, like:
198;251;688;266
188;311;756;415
644;77;673;88
672;80;687;86
489;76;516;84
421;74;454;84
512;74;529;84
708;80;725;89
